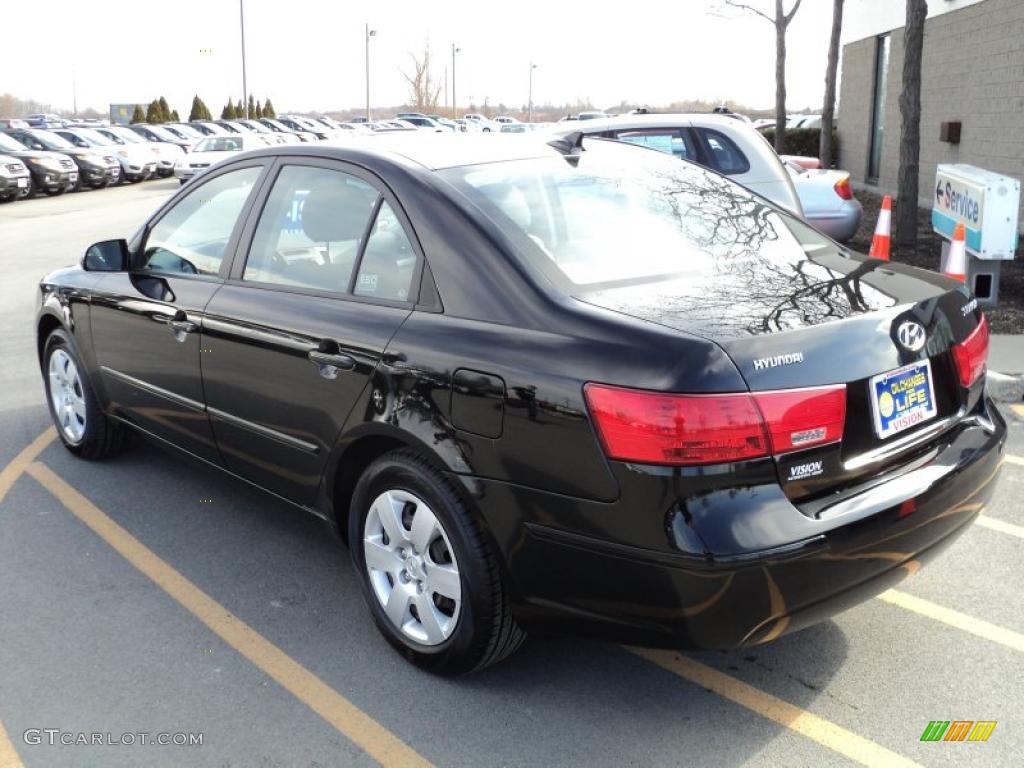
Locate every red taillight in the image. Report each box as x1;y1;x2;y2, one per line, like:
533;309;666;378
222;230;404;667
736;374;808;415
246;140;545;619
952;314;989;388
583;383;847;466
583;384;767;465
833;176;853;200
751;386;847;454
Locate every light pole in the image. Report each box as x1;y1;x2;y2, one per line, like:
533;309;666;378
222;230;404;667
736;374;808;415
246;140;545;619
527;62;537;123
451;44;460;119
365;24;376;121
239;0;248;118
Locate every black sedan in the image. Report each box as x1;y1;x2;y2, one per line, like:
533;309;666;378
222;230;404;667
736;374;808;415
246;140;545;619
36;135;1005;674
0;131;78;195
5;127;119;189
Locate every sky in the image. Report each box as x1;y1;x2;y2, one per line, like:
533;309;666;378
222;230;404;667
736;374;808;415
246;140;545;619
5;0;838;116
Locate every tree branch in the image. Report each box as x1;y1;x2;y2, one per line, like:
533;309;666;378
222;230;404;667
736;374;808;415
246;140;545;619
717;0;774;24
783;0;804;26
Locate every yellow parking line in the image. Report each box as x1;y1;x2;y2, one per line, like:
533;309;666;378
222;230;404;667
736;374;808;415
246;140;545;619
976;515;1024;539
1010;404;1024;418
24;461;432;768
877;589;1024;653
0;427;55;505
628;648;921;768
0;719;24;768
1005;453;1024;467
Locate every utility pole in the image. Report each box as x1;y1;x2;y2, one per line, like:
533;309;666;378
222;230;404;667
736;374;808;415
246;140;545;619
527;62;537;122
240;0;249;118
444;64;449;113
365;23;376;121
451;44;460;119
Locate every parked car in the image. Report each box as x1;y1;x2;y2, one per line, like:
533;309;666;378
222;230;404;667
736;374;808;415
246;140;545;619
161;123;207;144
96;125;181;178
236;119;289;144
454;118;481;133
174;133;272;184
130;124;195;151
0;154;31;201
277;115;331;140
549;113;802;215
25;113;66;129
259;118;316;143
463;114;497;132
782;154;821;170
0;131;78;195
52;127;156;183
788;114;822;130
0;118;30;130
576;111;609;121
784;161;863;243
499;123;531;133
37;135;1000;674
397;115;447;132
493;116;519;125
214;120;249;134
189;121;229;137
4;127;119;189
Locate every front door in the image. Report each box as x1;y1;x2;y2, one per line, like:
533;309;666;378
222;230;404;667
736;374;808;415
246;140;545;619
89;163;266;463
201;161;422;504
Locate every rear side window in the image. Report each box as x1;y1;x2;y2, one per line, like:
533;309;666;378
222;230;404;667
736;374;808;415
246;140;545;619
354;202;418;302
698;129;750;175
243;165;379;294
613;128;694;161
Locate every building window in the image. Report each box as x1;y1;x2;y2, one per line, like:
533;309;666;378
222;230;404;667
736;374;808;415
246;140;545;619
867;33;891;183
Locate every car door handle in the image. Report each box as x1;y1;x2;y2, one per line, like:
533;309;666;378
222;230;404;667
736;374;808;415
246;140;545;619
308;350;356;378
154;310;198;341
169;318;198;334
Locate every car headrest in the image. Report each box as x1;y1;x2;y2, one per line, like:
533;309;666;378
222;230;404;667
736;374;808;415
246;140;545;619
301;182;376;243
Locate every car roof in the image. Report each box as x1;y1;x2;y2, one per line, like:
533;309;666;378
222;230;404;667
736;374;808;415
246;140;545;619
550;113;749;133
245;133;563;171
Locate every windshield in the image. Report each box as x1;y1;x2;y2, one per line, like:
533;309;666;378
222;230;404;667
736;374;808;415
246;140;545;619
30;130;75;150
74;128;113;146
170;124;202;138
146;126;181;142
196;136;243;152
0;133;26;151
242;121;271;133
107;127;144;143
440;140;835;294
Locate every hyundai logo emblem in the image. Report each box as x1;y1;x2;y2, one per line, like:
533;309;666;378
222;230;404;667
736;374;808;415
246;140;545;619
896;321;927;352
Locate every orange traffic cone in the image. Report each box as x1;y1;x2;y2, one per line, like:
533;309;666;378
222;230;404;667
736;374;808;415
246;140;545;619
942;222;968;282
868;195;892;260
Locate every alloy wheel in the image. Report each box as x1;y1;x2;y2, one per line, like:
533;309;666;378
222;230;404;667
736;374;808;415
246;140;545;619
48;349;87;443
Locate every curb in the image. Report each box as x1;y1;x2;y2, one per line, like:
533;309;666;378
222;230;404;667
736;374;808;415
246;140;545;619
988;371;1024;403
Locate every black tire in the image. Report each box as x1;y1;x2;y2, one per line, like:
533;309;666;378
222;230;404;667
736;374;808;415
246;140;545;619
349;449;524;674
42;328;125;460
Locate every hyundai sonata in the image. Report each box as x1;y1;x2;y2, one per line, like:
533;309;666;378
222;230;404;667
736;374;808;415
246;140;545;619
36;134;1004;673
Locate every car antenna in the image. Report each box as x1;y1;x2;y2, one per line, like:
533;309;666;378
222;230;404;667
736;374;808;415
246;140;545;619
547;131;585;157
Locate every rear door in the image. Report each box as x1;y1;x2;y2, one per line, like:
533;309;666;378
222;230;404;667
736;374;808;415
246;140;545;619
201;159;422;504
89;162;268;462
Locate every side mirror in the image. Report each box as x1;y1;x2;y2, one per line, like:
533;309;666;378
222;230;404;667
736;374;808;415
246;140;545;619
83;239;129;272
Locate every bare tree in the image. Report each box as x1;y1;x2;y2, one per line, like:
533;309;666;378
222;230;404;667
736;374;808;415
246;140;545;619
402;45;443;112
896;0;928;247
820;0;844;168
717;0;804;151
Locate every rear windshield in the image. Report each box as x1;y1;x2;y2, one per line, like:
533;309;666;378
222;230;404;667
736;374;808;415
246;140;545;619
440;139;835;294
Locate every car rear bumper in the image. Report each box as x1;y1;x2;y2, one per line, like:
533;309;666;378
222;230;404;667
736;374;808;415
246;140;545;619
806;199;863;243
460;396;1006;648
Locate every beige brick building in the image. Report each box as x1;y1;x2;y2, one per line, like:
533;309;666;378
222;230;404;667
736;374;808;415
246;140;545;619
838;0;1024;226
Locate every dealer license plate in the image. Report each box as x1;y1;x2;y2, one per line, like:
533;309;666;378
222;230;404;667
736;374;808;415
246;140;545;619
869;360;937;439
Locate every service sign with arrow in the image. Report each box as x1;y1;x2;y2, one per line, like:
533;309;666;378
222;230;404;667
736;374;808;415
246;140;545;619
931;164;1020;260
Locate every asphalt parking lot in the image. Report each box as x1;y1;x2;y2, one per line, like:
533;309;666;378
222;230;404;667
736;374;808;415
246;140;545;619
1;185;1023;768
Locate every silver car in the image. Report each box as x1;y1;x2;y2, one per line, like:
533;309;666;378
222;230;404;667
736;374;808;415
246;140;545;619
784;161;863;243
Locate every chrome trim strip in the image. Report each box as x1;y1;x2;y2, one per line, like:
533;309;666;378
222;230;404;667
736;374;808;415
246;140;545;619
207;406;319;454
842;409;965;472
100;366;205;412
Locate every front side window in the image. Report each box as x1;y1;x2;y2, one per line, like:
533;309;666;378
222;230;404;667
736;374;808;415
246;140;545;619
613;128;693;161
139;166;262;276
243;165;378;294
